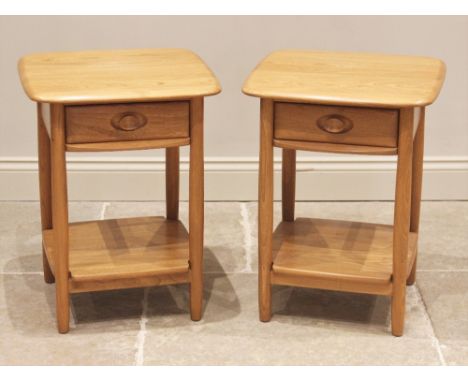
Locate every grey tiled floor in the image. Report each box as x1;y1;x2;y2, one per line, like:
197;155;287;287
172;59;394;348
1;201;467;365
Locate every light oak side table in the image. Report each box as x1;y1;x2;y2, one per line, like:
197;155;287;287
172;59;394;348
243;50;445;336
18;49;221;333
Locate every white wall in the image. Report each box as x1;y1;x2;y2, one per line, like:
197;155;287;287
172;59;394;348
1;16;467;200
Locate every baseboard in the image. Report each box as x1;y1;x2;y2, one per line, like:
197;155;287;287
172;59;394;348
1;156;467;201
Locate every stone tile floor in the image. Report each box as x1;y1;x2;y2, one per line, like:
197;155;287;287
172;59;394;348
0;201;467;365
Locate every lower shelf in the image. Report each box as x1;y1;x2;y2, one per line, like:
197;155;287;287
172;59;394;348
42;216;190;293
271;218;418;295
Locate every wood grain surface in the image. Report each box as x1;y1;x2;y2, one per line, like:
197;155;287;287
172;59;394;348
66;102;189;144
243;50;445;107
271;218;417;294
42;216;190;287
19;48;221;103
274;102;398;148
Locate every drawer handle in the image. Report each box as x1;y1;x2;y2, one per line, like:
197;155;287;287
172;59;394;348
316;114;353;134
111;111;148;131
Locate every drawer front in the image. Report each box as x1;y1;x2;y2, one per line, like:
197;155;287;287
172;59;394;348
274;103;398;148
66;102;189;144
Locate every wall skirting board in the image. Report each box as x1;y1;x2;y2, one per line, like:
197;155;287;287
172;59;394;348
1;155;467;201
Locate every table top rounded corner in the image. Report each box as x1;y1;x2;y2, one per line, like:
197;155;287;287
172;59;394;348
18;48;221;104
243;49;446;108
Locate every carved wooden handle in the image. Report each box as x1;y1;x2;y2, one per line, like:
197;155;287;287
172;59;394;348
316;114;353;134
111;111;148;131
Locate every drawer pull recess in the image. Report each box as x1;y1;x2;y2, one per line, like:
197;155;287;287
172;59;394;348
316;114;353;134
111;111;148;131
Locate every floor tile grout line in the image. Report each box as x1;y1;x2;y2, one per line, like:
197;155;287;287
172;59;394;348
239;202;253;273
99;202;110;220
133;287;149;366
414;285;447;366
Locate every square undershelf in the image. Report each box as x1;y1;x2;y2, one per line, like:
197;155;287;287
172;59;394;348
42;216;190;293
271;218;417;295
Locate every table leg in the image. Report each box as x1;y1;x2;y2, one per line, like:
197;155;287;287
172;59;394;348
189;97;204;321
166;147;180;220
282;149;296;222
259;99;274;322
408;108;425;286
50;104;70;334
37;104;54;284
392;107;414;337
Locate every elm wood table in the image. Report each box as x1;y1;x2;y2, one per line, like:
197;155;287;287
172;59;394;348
243;50;445;336
18;48;221;333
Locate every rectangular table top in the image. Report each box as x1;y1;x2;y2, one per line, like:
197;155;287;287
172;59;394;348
243;50;445;108
18;48;221;104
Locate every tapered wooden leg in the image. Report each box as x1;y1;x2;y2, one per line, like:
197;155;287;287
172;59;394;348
189;98;204;321
408;108;425;286
392;108;414;337
258;99;274;322
166;147;179;220
50;104;70;334
282;149;296;222
37;104;54;284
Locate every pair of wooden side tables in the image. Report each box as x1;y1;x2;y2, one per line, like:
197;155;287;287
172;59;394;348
18;49;445;336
